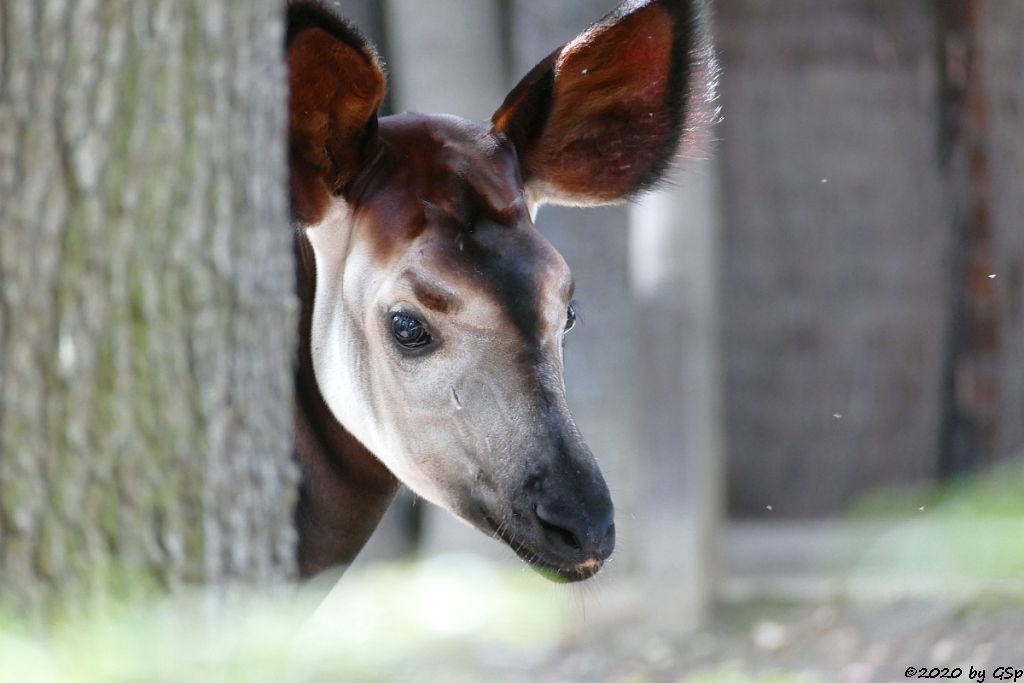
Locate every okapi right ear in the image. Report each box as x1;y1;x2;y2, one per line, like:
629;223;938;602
287;0;386;224
493;0;718;208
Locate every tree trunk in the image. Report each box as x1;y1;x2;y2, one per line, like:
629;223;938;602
384;0;506;121
0;0;296;614
630;161;725;627
979;1;1024;461
718;0;952;515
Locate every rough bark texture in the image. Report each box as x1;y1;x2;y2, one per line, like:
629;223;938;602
0;0;297;612
979;1;1024;461
718;1;952;515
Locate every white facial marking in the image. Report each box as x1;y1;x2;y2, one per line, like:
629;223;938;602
306;203;459;511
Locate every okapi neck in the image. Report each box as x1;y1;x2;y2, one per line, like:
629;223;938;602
292;232;398;578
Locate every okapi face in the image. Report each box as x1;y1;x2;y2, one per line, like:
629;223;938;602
288;0;716;581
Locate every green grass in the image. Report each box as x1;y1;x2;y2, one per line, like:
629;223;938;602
0;553;818;683
0;555;569;683
838;456;1024;585
848;456;1024;520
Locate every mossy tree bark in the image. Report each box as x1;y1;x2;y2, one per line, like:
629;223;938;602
0;1;297;613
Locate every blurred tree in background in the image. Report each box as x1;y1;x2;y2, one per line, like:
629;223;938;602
718;0;1024;515
0;1;297;615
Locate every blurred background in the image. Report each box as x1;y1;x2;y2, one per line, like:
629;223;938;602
337;0;1022;572
332;0;1024;678
1;1;1022;681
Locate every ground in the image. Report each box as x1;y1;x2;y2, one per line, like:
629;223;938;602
519;596;1024;683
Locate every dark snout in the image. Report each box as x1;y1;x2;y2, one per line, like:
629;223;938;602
514;446;616;582
534;494;615;564
466;353;617;581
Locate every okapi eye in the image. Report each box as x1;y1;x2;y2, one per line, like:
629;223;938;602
565;301;578;333
391;311;433;350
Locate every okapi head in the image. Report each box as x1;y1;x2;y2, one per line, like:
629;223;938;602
287;0;716;582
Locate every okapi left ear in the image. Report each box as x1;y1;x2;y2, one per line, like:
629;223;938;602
287;0;387;224
492;0;718;207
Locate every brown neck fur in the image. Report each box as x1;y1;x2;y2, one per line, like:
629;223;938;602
292;232;398;578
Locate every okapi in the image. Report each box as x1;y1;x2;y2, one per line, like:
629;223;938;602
288;0;717;582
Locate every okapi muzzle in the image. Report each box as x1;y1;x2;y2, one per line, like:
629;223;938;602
287;0;717;582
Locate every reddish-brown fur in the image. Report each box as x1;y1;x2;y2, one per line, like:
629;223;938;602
495;6;676;202
287;4;386;223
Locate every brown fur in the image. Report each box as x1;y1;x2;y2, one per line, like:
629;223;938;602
287;2;386;224
530;7;675;200
408;274;460;315
493;0;717;205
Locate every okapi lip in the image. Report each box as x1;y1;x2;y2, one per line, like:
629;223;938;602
479;507;604;583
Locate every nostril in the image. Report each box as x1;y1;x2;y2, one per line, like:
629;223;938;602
537;514;583;552
535;503;615;560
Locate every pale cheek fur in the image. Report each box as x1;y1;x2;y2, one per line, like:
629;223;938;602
306;207;468;513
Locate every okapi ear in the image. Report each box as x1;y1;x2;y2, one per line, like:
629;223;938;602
492;0;718;208
287;0;386;224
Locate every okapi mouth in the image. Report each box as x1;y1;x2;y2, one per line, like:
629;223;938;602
479;508;605;583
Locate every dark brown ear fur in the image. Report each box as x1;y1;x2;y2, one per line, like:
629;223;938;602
287;0;386;224
493;0;718;207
